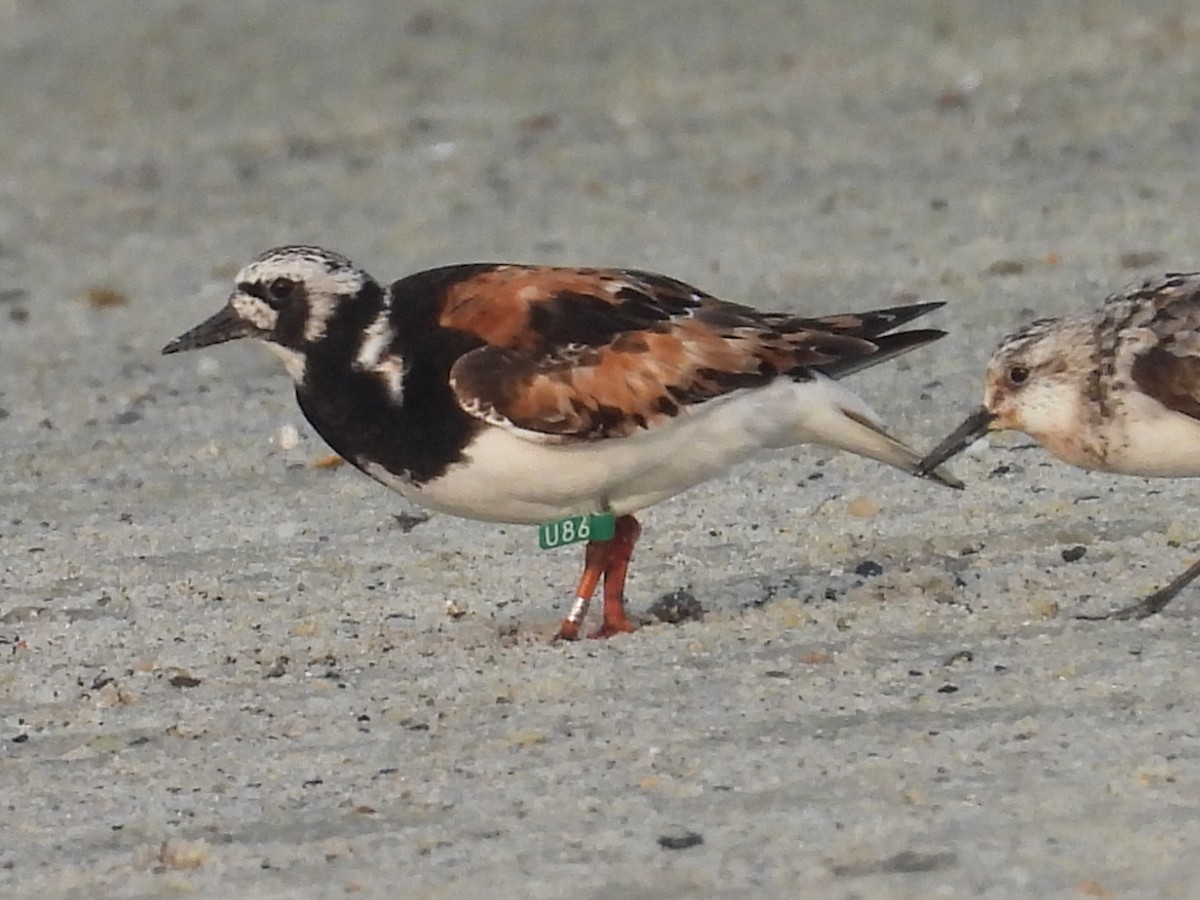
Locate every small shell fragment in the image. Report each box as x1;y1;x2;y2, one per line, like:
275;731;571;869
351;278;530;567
277;424;300;450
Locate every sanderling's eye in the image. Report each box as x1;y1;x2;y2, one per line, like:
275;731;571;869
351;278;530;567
266;277;297;308
1008;365;1030;386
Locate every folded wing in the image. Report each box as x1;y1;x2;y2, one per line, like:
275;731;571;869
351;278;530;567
438;266;943;440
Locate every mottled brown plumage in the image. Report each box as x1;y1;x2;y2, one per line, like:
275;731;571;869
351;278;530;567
918;271;1200;620
436;265;942;440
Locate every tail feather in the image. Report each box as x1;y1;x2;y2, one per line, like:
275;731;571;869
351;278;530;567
788;299;946;380
796;300;945;340
818;328;946;379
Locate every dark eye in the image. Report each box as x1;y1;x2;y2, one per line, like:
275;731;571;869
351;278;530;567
266;277;296;308
1008;365;1030;385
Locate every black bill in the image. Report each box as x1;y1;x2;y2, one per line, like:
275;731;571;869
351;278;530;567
916;407;996;475
162;305;253;355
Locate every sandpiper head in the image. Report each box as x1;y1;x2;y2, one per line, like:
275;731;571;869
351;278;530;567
981;318;1093;438
161;245;377;382
918;317;1092;473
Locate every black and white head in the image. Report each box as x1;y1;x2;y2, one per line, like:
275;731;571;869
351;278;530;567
162;245;382;383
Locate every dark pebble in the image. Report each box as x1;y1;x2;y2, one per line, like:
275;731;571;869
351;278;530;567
986;258;1026;276
646;589;704;625
392;512;430;533
657;830;704;851
854;560;884;578
830;849;956;877
1061;545;1087;563
1118;250;1164;269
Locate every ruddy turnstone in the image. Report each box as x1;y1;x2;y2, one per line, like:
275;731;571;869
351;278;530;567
163;245;959;639
918;271;1200;620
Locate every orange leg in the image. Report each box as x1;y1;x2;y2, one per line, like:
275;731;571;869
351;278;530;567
555;515;642;641
556;538;610;641
590;515;641;640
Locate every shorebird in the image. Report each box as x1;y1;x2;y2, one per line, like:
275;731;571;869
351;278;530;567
918;272;1200;619
164;245;959;638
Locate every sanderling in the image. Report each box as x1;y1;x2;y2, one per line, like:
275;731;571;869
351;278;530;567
919;271;1200;619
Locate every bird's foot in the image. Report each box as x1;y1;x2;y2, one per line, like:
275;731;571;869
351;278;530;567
587;618;637;640
1076;592;1173;621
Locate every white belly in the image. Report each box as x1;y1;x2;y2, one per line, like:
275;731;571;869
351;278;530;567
360;375;895;524
1102;392;1200;477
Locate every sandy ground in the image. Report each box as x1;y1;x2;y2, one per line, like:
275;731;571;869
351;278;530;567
4;1;1200;897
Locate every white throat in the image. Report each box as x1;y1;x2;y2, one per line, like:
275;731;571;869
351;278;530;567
262;341;307;383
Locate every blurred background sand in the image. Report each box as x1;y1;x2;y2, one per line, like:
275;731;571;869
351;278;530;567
3;1;1200;896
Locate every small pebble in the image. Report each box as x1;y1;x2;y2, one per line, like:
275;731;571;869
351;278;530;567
657;830;704;851
278;424;300;450
986;259;1026;276
85;287;129;308
196;356;221;377
167;670;203;689
392;512;430;533
646;589;705;625
112;409;142;426
1118;250;1164;269
854;560;884;578
846;496;880;517
156;837;211;870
